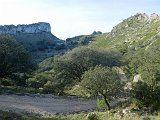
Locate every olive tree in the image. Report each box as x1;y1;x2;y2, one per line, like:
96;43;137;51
81;65;124;110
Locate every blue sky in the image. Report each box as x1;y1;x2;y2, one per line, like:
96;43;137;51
0;0;160;39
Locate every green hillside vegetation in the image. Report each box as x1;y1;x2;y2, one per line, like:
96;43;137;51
90;13;160;110
21;13;160;111
13;32;63;52
12;32;66;63
90;13;160;50
28;47;122;96
66;31;102;49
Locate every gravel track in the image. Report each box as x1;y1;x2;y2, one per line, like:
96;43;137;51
0;94;96;115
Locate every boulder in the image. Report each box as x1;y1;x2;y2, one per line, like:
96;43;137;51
133;74;142;82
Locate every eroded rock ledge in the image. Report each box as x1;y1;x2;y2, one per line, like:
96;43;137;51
0;22;51;34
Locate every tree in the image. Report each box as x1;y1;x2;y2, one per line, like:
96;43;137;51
80;65;124;110
54;47;122;80
0;34;33;79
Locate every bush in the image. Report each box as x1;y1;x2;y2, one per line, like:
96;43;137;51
43;81;55;93
0;78;14;86
27;73;52;89
96;98;106;111
86;113;98;120
131;81;160;110
27;78;41;89
43;81;63;95
10;74;27;86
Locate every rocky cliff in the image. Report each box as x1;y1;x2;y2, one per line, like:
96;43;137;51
0;22;66;63
0;22;51;34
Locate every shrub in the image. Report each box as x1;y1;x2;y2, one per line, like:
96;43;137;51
0;78;14;86
96;98;106;111
131;81;160;110
43;81;55;93
86;113;98;120
27;73;52;89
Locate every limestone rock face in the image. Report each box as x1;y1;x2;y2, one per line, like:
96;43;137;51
133;74;142;82
136;13;149;22
150;13;159;20
0;22;51;34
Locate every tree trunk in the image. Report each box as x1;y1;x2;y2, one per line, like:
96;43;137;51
103;95;111;110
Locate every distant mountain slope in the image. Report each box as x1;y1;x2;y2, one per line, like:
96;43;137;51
66;31;102;49
89;13;160;52
0;22;66;62
65;13;160;53
14;32;66;62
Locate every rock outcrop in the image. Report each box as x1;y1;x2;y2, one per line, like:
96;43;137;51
0;22;66;63
0;22;51;34
133;74;142;82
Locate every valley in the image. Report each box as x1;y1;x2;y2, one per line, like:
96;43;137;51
0;12;160;120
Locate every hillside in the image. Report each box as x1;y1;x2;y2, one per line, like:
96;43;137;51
13;32;65;63
66;13;160;53
66;31;102;49
34;13;160;96
90;13;160;51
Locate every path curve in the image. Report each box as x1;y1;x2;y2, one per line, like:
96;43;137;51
0;94;96;115
0;94;128;116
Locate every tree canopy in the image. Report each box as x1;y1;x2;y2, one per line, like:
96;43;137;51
0;34;33;78
51;47;122;93
80;65;124;110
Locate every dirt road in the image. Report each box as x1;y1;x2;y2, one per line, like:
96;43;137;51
0;94;128;116
0;94;96;115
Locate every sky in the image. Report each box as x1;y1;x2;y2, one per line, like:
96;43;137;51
0;0;160;39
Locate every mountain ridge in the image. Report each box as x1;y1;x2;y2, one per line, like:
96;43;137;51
0;22;51;34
